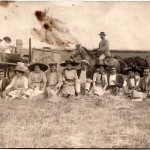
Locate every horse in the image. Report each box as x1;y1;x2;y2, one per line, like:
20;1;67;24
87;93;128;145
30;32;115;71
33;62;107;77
70;44;97;67
123;56;149;69
70;44;121;73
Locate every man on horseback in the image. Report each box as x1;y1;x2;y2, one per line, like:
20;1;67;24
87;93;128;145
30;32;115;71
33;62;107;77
96;32;111;62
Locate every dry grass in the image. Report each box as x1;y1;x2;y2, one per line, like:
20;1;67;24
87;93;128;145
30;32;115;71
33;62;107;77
0;94;150;148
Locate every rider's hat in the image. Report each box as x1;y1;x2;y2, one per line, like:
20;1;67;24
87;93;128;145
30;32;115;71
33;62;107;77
98;32;106;36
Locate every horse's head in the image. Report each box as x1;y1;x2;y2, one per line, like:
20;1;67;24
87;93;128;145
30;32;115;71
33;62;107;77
70;44;82;59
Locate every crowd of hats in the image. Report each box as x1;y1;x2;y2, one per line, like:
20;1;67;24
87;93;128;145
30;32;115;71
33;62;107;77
12;59;149;74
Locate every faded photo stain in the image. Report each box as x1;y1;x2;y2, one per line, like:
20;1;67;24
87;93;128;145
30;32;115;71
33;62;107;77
0;1;14;8
32;9;78;48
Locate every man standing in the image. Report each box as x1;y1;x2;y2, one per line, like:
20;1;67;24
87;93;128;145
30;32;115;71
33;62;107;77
97;32;111;61
76;60;93;95
106;66;124;96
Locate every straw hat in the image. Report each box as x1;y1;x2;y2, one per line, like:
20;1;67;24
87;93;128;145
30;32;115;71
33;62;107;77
60;59;80;67
15;62;28;73
81;60;90;66
28;62;48;72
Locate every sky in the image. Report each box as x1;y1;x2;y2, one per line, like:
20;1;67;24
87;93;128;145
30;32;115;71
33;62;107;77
1;1;150;50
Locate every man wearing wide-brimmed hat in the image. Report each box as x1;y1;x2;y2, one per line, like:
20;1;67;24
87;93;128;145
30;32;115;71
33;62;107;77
3;62;28;100
97;32;111;60
45;62;63;98
92;62;108;96
24;62;48;99
60;59;79;98
76;60;93;96
122;67;142;99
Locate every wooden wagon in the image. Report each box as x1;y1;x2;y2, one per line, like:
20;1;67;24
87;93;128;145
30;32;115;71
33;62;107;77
31;47;62;65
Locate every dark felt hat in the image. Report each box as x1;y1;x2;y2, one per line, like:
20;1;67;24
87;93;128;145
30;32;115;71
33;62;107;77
60;59;80;67
28;62;48;72
3;36;11;43
15;62;28;73
124;66;142;73
110;65;117;70
98;32;106;36
94;62;107;68
48;62;57;66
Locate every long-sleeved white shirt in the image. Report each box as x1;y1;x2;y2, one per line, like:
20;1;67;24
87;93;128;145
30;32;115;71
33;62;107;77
6;75;28;90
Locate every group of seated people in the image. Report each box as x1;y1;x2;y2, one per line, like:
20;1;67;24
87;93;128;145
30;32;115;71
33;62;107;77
0;58;149;100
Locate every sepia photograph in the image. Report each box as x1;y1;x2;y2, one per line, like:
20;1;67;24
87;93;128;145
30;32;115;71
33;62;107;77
0;0;150;148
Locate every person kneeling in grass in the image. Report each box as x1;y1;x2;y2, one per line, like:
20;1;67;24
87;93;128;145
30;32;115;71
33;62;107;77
3;62;28;100
45;62;63;98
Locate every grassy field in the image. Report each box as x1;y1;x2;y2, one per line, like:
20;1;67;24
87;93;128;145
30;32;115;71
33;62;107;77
0;94;150;148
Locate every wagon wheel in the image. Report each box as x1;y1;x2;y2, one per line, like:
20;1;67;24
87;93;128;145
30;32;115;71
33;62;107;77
37;55;55;65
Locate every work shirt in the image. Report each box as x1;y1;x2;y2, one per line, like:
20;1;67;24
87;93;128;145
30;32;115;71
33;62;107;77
46;71;63;87
99;39;111;57
28;71;47;89
0;40;11;53
79;70;87;84
62;69;78;81
0;80;2;90
109;74;116;85
123;76;140;89
6;75;28;90
93;72;107;86
138;75;150;92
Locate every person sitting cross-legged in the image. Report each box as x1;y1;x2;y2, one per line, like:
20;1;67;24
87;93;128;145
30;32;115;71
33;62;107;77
3;62;28;100
60;59;79;98
122;67;142;99
45;62;63;98
76;60;93;96
92;62;108;96
24;62;48;99
106;65;124;96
